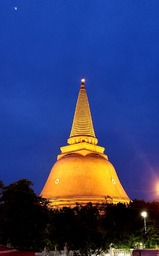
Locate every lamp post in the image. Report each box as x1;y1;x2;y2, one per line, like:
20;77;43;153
141;211;147;234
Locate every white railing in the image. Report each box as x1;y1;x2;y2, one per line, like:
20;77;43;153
36;249;131;256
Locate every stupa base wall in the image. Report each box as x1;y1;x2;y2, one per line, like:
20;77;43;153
46;196;130;209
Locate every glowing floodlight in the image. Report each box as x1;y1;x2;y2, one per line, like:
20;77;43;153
141;211;147;233
141;211;147;218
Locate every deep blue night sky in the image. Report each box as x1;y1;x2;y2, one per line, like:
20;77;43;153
1;1;159;201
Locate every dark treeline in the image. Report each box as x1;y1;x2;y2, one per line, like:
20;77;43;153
1;179;159;254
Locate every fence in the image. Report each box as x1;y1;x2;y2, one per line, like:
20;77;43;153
36;248;132;256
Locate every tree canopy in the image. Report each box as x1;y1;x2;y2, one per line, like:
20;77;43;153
1;179;159;253
0;179;49;251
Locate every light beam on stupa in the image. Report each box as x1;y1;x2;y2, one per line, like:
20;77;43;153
40;78;130;208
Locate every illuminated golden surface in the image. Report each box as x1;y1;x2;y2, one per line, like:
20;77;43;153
68;83;98;145
40;80;130;207
41;153;130;207
59;142;107;160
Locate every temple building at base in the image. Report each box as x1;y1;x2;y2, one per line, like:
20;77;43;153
40;78;130;208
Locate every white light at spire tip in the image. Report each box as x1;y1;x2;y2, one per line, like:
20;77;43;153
81;78;85;84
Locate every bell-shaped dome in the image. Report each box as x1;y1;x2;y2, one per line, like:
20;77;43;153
40;79;130;208
41;153;130;207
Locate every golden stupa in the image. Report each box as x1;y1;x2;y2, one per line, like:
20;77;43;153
40;78;130;207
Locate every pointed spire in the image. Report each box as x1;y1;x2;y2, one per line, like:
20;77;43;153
67;78;98;145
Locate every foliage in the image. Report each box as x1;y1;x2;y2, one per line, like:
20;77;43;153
1;179;159;253
0;179;49;251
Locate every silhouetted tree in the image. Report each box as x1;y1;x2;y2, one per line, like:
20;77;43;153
2;179;159;253
1;179;49;251
0;180;5;244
